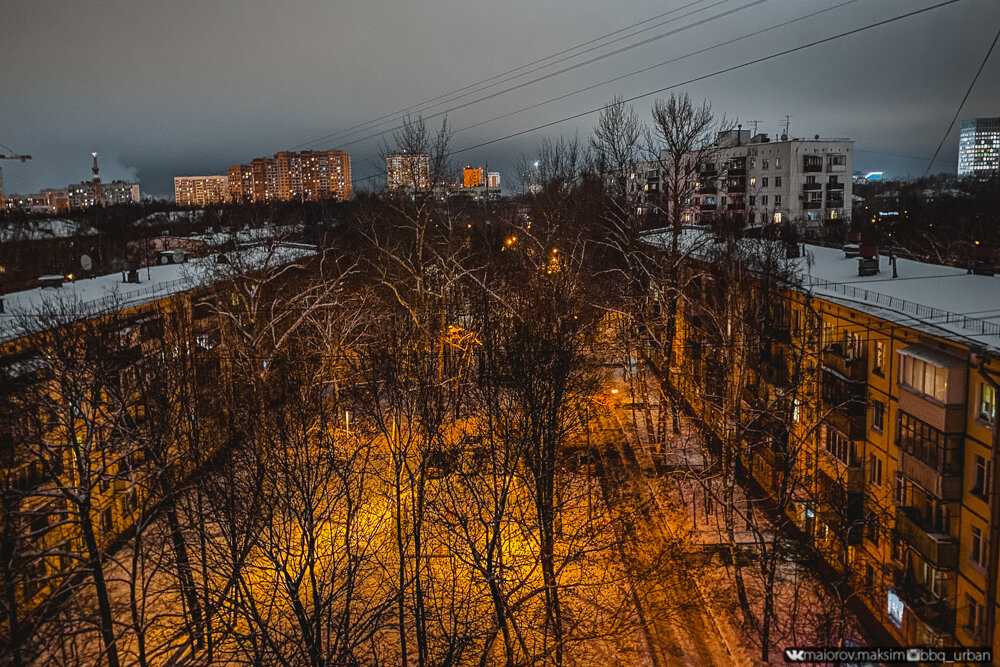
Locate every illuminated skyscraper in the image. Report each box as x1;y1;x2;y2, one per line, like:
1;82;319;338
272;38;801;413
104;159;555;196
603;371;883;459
958;117;1000;178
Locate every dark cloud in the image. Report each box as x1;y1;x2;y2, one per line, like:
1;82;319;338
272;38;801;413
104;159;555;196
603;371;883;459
3;0;998;196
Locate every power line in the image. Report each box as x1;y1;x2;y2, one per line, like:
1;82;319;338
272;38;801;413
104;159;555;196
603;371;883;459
319;0;772;152
448;0;964;158
290;0;722;150
924;23;1000;176
351;0;963;186
447;0;860;139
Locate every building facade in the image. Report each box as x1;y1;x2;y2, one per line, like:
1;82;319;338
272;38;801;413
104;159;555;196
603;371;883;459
652;229;1000;653
174;175;229;207
463;166;485;189
958;118;1000;178
386;152;431;192
0;244;316;639
224;149;352;205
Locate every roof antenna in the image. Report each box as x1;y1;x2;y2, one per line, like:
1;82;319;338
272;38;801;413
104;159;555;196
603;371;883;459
781;115;790;141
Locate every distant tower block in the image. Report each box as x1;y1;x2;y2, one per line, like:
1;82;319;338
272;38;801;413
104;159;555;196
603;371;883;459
91;152;103;203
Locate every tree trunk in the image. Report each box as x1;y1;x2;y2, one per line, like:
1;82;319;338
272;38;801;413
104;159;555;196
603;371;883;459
79;505;121;667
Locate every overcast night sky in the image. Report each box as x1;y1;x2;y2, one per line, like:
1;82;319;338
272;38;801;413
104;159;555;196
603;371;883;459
3;0;999;198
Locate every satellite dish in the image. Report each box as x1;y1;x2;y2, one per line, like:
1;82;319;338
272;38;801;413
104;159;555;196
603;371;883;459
80;254;93;271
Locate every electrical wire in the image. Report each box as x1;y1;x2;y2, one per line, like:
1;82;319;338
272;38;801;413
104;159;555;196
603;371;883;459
924;23;1000;176
326;0;773;152
290;0;724;150
347;0;965;186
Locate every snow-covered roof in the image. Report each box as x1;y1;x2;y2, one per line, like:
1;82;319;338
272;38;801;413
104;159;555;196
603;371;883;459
642;227;1000;352
188;225;302;247
0;218;97;242
0;243;317;344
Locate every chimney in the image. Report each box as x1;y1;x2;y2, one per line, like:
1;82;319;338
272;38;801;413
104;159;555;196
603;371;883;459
858;245;879;276
737;124;743;146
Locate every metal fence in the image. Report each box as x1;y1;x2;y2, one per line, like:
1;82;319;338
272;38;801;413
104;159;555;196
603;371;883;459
807;277;1000;338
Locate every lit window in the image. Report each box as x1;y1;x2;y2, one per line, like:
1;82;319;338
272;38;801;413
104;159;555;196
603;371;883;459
980;383;996;423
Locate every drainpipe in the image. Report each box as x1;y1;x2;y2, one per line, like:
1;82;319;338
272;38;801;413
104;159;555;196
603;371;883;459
976;354;1000;650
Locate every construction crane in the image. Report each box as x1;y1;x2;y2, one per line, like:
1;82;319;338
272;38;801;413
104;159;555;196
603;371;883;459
0;143;32;203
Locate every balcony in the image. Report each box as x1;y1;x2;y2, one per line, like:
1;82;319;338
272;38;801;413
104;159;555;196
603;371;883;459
892;569;956;639
900;450;962;501
727;167;747;177
895;506;958;570
1;460;49;492
822;453;865;493
826;195;845;208
802;181;823;191
822;345;867;382
827;181;845;191
827;159;847;173
803;200;822;210
803;158;823;173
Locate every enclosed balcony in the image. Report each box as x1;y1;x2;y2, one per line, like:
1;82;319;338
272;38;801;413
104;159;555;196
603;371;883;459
895;506;958;570
802;181;823;191
803;156;824;173
897;411;963;501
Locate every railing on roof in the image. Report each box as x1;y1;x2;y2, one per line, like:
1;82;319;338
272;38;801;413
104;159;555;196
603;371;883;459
806;276;1000;338
74;278;193;314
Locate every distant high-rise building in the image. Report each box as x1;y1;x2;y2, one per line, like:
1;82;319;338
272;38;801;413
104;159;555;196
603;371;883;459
300;150;352;201
221;149;351;205
958;117;1000;177
102;180;142;206
487;171;501;190
678;131;853;228
228;164;252;204
386;152;431;191
174;175;229;207
250;158;277;204
62;153;140;209
463;165;484;188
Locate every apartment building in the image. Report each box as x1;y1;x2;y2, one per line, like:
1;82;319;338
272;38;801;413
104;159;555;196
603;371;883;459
648;227;1000;652
689;131;853;229
223;149;352;205
386;152;431;192
0;243;316;626
174;175;229;207
228;164;253;204
463;165;485;189
958;117;1000;178
250;157;277;204
300;150;351;201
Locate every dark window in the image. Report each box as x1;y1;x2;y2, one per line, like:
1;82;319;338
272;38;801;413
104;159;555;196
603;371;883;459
973;455;991;500
872;400;885;432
